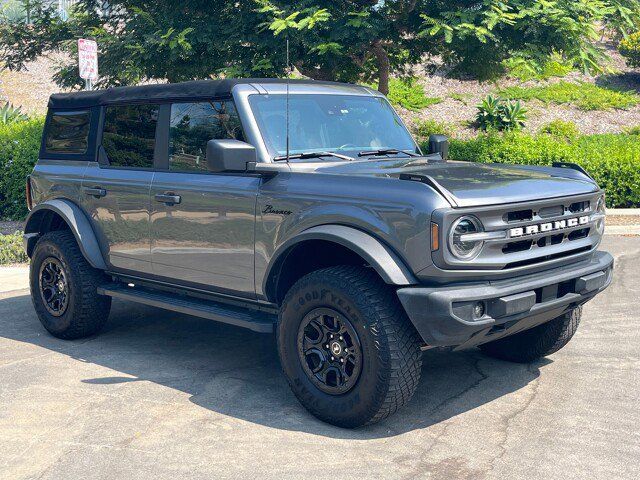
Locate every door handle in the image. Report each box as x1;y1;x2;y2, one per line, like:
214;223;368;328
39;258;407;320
83;187;107;198
154;193;181;205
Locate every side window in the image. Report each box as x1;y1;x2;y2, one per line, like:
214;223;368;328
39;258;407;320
169;101;244;172
102;104;159;168
45;111;91;154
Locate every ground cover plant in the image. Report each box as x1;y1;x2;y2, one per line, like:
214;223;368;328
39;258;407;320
498;81;639;111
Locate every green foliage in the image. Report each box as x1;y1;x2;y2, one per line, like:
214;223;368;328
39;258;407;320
0;0;629;91
603;0;640;40
435;131;640;208
505;54;574;81
0;103;28;124
382;78;441;111
0;118;44;220
0;232;28;265
0;0;25;23
499;81;639;110
619;31;640;67
449;93;472;104
413;119;456;142
626;125;640;134
419;0;617;79
476;95;527;131
539;120;580;139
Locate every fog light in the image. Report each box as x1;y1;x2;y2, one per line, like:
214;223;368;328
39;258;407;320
472;301;486;320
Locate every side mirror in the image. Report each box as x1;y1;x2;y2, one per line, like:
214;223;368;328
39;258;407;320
206;139;257;172
428;134;449;161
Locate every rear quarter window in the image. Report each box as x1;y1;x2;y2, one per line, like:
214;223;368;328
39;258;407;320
45;111;91;154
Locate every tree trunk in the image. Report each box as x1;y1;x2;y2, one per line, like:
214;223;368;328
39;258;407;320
371;42;390;95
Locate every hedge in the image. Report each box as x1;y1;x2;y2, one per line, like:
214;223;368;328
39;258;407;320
0;231;28;265
0;117;638;220
420;132;640;208
0;118;44;220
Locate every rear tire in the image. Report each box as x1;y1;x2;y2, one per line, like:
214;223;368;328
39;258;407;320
30;231;111;339
277;266;423;428
479;307;582;363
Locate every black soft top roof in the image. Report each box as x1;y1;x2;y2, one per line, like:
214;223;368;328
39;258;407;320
47;78;350;109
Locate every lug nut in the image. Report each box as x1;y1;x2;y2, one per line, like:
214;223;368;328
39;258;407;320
331;356;335;361
339;336;343;340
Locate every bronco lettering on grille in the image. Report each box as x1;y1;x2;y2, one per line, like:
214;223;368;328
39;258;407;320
509;215;590;238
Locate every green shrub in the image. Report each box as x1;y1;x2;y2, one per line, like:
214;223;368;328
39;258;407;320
0;232;27;265
430;131;640;208
499;81;639;111
413;119;456;142
626;125;640;135
0;102;28;124
0;117;44;220
619;32;640;68
475;95;527;131
539;120;580;139
385;78;442;111
506;56;573;82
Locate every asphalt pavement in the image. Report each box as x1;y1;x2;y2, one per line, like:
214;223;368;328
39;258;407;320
0;236;638;480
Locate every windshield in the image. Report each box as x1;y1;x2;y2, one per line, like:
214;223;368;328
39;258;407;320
248;94;419;160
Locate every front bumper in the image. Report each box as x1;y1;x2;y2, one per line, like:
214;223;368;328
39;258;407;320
397;251;613;349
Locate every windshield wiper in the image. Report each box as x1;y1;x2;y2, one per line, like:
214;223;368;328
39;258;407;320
273;151;354;162
358;148;420;158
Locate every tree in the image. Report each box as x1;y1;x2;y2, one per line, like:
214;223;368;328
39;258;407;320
0;1;636;93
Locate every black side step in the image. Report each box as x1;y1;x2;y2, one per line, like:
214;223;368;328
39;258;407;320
97;285;276;333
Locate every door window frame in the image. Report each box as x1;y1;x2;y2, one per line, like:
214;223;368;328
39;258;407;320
96;97;257;176
156;97;254;176
96;103;164;172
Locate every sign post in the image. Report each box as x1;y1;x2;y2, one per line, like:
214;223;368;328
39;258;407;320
78;39;98;90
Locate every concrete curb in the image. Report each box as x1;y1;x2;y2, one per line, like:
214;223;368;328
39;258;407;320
605;225;640;236
607;208;640;216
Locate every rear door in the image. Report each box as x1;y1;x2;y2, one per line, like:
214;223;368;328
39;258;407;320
149;100;259;297
81;104;160;274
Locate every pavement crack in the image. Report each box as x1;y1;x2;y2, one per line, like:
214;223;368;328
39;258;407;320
485;363;541;476
400;355;490;480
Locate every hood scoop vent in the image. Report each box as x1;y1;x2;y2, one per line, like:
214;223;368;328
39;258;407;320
398;173;459;207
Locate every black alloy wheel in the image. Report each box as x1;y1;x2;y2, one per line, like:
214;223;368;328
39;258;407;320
297;308;362;395
39;257;69;316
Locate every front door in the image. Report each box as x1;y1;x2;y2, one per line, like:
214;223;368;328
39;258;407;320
81;104;160;274
149;100;259;297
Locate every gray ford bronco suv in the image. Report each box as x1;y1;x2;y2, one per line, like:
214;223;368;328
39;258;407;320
25;79;613;427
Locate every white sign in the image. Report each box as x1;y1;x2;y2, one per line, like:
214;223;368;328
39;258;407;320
78;39;98;81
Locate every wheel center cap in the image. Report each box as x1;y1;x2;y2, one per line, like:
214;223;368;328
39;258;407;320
330;342;342;355
57;281;65;292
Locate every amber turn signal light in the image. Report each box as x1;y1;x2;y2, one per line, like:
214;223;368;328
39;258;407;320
26;175;33;211
431;222;439;251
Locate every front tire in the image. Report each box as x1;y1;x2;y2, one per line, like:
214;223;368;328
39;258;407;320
277;266;422;428
479;307;582;363
30;230;111;339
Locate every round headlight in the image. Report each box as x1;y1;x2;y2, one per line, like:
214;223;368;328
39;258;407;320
595;195;606;235
449;216;484;260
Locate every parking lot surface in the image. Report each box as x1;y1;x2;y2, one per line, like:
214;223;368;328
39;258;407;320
1;236;638;480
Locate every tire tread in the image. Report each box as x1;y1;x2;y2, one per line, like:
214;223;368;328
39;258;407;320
31;230;111;339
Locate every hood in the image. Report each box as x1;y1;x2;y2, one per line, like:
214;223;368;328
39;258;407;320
299;158;599;208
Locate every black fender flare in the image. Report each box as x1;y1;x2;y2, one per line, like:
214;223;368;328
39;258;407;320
265;225;417;295
23;199;107;270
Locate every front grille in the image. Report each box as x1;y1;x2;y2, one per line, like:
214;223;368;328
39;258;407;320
436;192;602;271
